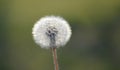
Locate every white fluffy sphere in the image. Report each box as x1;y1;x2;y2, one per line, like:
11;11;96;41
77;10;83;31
32;16;72;49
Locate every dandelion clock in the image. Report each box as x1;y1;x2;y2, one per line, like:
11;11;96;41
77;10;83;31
32;16;72;70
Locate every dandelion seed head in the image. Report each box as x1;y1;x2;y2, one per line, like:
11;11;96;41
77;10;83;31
32;16;72;49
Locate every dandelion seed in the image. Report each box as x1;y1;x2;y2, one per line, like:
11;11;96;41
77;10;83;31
32;16;72;49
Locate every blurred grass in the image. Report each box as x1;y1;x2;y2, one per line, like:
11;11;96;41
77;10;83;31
8;0;120;24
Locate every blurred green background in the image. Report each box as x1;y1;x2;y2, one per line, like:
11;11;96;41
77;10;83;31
0;0;120;70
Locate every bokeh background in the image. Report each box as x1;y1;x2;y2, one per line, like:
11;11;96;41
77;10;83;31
0;0;120;70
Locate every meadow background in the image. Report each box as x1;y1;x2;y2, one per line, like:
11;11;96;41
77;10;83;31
0;0;120;70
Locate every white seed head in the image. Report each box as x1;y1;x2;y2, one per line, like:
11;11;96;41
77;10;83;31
32;16;72;49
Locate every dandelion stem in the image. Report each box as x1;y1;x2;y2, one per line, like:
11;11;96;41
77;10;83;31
52;47;59;70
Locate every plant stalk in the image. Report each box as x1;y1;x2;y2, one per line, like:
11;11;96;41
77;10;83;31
52;47;59;70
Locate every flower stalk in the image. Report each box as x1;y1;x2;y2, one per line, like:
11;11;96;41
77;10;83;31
52;47;59;70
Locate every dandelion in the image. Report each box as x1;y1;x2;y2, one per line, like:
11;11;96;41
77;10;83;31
32;16;72;70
